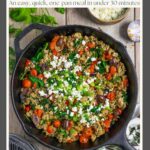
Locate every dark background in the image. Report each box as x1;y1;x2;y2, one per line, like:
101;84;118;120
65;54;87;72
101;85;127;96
0;0;6;149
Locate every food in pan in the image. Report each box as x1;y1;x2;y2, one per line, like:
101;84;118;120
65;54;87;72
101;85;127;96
89;8;128;22
19;33;129;144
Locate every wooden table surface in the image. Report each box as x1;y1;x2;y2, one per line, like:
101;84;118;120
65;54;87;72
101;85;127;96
9;8;140;150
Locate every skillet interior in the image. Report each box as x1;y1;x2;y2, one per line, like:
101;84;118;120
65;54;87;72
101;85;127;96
12;25;138;150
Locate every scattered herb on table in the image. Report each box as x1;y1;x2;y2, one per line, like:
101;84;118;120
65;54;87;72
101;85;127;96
55;8;65;14
10;8;57;26
9;25;22;37
31;14;57;26
10;8;37;24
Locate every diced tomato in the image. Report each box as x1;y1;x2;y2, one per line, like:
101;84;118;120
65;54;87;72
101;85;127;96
79;135;89;144
25;59;31;67
25;105;31;112
110;66;117;75
50;35;60;50
85;46;89;51
104;52;112;60
83;128;93;138
90;64;95;74
108;114;114;120
53;120;61;128
92;60;98;65
103;119;111;128
105;127;109;132
52;49;58;56
30;69;37;76
123;77;129;87
34;109;43;118
33;83;37;88
67;121;74;131
79;50;83;55
65;100;70;106
87;42;96;48
38;74;44;80
47;125;53;134
107;92;116;101
106;73;112;80
117;108;122;115
22;79;32;88
67;139;73;143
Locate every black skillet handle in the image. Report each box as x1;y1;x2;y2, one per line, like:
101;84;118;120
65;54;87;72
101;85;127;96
14;24;51;61
104;126;135;150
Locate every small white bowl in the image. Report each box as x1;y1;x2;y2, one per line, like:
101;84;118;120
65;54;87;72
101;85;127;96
126;117;140;150
127;20;140;42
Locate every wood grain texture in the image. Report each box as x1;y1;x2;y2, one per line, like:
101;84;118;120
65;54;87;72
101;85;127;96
9;8;140;150
135;8;140;104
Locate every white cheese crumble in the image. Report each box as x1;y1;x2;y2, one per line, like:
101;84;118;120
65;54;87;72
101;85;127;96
64;61;72;69
48;89;53;95
91;57;96;61
72;107;78;112
38;90;47;97
50;61;57;68
87;78;96;84
43;71;51;78
78;108;83;115
89;8;127;21
70;112;74;117
75;54;80;58
82;40;86;45
74;65;82;72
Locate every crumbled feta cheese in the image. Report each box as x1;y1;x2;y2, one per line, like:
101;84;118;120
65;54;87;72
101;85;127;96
70;112;74;117
44;71;51;78
85;72;90;76
90;116;99;124
91;57;96;61
38;90;47;97
54;107;58;110
64;61;72;69
102;99;110;109
75;54;80;58
80;117;87;123
50;61;57;68
53;91;59;94
72;107;77;112
74;66;82;72
95;66;99;70
87;78;95;84
67;110;70;114
79;109;82;115
53;56;58;60
48;89;53;95
89;8;126;21
82;40;86;45
60;93;64;96
101;118;105;121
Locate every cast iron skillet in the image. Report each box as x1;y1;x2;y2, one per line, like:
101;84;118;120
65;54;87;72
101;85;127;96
11;24;138;150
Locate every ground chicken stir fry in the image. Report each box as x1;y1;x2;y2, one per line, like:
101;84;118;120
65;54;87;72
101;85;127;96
19;33;129;144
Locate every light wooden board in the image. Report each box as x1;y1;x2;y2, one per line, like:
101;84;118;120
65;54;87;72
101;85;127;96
9;8;140;150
